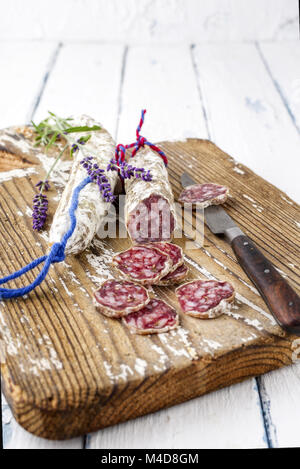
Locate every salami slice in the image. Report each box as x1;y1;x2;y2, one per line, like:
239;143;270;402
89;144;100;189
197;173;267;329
112;245;172;285
49;115;118;255
149;242;183;273
123;298;179;334
125;147;176;244
158;263;189;286
176;279;235;319
178;183;229;208
94;279;150;318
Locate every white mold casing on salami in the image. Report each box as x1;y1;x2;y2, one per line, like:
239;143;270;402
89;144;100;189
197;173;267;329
125;147;177;244
49;116;118;255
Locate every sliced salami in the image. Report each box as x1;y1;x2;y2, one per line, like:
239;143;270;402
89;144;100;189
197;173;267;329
149;242;183;273
93;279;150;318
112;245;172;285
123;298;179;334
49;115;118;255
125;147;176;244
158;263;189;286
178;183;229;208
176;279;235;319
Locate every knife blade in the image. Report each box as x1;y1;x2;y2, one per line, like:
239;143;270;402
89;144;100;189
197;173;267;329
180;172;300;335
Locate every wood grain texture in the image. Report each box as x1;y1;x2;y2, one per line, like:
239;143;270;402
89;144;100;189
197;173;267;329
109;43;266;449
0;128;299;440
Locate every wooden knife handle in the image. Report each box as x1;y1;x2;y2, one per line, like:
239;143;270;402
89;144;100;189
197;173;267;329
231;235;300;335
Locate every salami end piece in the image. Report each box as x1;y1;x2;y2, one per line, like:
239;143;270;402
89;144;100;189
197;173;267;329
112;245;172;285
125;148;176;244
123;298;179;334
94;279;150;318
158;263;189;286
178;183;229;208
176;279;235;319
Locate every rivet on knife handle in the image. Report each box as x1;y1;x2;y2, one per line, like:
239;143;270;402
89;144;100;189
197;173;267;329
231;234;300;335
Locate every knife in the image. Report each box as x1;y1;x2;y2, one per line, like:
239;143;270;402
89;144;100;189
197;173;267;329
181;172;300;335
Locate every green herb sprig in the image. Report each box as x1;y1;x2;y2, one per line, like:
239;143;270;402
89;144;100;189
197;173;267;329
31;111;101;230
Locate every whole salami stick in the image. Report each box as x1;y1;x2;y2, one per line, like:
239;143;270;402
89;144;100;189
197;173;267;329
49;117;118;255
125;147;176;244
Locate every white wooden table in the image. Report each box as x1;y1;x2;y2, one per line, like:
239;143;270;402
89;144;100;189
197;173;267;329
0;39;300;449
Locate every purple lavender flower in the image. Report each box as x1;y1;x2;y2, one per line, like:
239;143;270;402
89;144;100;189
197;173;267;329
107;158;152;181
71;137;87;154
80;157;116;203
71;143;79;153
32;193;49;231
35;180;50;191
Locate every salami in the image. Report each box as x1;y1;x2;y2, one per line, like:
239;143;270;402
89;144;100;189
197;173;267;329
125;147;176;244
123;298;179;334
178;183;229;208
149;242;183;273
93;279;150;318
158;263;189;286
112;245;172;285
49;116;118;255
176;279;235;319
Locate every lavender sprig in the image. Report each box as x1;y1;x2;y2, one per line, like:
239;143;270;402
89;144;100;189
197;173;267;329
107;159;152;181
32;182;50;231
80;157;116;203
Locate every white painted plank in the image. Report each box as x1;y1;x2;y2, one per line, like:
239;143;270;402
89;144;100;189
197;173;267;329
117;45;208;142
34;43;125;138
192;43;300;202
259;41;300;132
88;381;266;449
1;0;298;42
88;44;267;450
0;41;83;449
0;41;57;128
258;362;300;448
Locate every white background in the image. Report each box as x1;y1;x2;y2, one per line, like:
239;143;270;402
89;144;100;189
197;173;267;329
1;0;300;449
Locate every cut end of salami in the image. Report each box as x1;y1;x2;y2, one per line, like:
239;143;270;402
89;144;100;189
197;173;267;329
123;298;179;334
176;279;235;319
94;279;150;318
178;183;229;207
127;194;175;244
158;263;189;286
112;245;172;285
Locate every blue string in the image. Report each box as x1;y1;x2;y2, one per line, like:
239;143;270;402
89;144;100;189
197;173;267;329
0;176;91;300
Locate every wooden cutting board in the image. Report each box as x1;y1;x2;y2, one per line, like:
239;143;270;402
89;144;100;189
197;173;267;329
0;126;299;440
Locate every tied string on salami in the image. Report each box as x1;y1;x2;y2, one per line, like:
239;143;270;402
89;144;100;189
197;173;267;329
106;109;168;182
0;110;167;300
0;177;91;299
